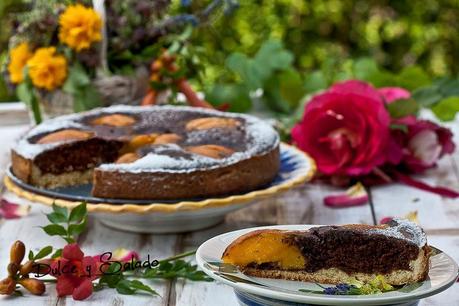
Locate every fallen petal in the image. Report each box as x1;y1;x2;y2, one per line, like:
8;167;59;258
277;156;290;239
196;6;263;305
395;172;459;198
112;248;140;262
324;182;369;208
0;198;30;219
379;211;418;225
379;216;394;224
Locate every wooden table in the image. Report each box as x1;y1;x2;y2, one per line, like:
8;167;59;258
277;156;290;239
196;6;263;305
1;116;458;306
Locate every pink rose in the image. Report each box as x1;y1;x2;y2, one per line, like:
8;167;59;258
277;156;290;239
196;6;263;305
292;80;392;176
378;87;411;103
391;116;455;173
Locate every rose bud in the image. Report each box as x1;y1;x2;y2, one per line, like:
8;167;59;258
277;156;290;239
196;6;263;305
391;116;455;173
19;260;34;276
0;277;16;295
7;262;19;276
18;278;45;296
10;241;25;265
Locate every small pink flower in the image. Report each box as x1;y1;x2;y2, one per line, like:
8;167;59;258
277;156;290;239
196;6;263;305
378;87;411;103
51;243;98;300
0;198;30;219
392;116;455;173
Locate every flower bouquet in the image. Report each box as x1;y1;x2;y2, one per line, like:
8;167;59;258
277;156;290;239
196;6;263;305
3;0;233;123
291;80;458;206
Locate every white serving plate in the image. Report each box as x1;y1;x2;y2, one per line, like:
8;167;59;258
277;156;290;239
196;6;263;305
196;225;459;305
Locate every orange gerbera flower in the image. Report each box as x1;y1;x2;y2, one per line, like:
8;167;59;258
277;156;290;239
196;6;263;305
58;4;102;52
7;42;33;84
27;47;67;91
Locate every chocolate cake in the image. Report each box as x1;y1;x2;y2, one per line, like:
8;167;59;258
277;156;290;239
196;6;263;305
222;219;430;285
11;105;280;200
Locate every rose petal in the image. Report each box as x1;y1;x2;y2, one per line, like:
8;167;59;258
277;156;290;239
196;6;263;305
330;80;380;99
395;172;459;198
379;216;394;224
378;87;411;103
112;248;139;262
324;182;369;208
0;198;30;219
72;278;93;301
63;243;84;261
379;211;418;225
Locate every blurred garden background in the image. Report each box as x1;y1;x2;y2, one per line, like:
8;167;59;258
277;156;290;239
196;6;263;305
1;0;459;123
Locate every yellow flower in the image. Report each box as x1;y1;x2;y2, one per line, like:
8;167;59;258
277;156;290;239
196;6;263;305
27;47;67;91
7;42;33;84
58;4;102;51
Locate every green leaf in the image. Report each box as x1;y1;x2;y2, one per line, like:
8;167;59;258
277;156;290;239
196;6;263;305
431;96;459;121
64;237;75;244
16;77;42;123
72;84;102;112
262;75;292;114
51;249;63;259
226;53;264;90
390;123;408;133
115;279;136;295
28;250;34;261
68;202;87;223
205;83;252;113
62;63;91;94
68;217;88;237
16;82;33;106
353;58;379;81
254;40;293;71
42;224;67;236
438;79;459;97
278;69;306;108
52;203;68;218
143;259;212;282
34;246;53;260
386;99;419;118
98;262;123;288
127;280;158;295
46;212;68;224
304;71;328;93
395;66;431;91
412;86;443;107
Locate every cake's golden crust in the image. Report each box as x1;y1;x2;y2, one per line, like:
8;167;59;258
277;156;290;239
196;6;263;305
11;150;32;183
92;146;279;200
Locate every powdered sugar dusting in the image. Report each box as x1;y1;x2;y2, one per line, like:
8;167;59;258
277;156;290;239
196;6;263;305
14;105;280;173
370;218;427;247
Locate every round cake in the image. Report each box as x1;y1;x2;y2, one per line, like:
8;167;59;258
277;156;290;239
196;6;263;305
11;105;280;200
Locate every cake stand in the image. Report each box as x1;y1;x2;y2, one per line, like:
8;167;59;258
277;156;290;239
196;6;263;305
4;143;315;233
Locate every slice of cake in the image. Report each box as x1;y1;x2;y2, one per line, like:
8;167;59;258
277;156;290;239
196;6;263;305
222;219;430;285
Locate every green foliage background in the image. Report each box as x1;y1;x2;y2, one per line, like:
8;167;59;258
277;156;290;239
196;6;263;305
2;0;459;106
190;0;459;84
